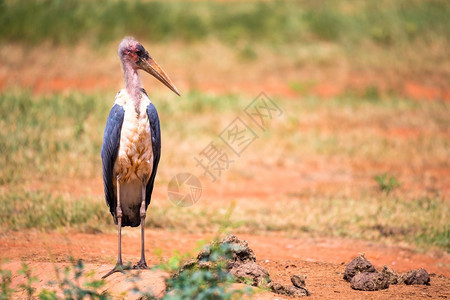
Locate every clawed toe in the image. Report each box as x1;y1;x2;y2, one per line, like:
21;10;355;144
102;264;131;279
133;261;149;269
102;261;147;278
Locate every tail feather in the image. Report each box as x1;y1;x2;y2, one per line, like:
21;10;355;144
119;179;143;227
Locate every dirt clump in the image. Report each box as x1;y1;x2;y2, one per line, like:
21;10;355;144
343;254;376;282
381;265;400;285
266;273;310;297
344;255;432;292
268;281;310;297
401;268;430;285
221;234;257;264
350;272;390;291
197;234;257;265
291;274;307;288
178;235;310;296
265;273;310;297
229;262;270;287
344;255;390;291
193;234;270;287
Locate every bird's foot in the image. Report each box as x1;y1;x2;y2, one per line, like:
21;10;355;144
102;263;131;279
133;260;149;270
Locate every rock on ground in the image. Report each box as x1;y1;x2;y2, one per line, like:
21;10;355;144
195;235;270;288
291;274;307;288
343;254;431;292
381;265;400;285
350;272;390;291
343;254;376;282
221;234;257;265
197;234;256;265
268;282;310;297
180;235;310;296
402;268;430;285
229;262;270;287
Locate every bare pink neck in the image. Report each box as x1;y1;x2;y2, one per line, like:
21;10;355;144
122;61;142;103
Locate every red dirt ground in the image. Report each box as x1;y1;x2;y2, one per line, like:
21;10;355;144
1;73;449;102
1;230;449;299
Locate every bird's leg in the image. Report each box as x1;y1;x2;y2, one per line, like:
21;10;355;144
133;177;149;269
102;177;131;279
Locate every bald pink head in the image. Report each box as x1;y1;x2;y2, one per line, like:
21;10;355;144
118;36;180;97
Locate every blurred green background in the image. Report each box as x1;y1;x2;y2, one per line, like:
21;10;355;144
1;0;449;46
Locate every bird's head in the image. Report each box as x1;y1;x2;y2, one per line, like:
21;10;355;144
118;37;180;96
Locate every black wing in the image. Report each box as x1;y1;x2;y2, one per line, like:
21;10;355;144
101;103;125;219
145;101;161;208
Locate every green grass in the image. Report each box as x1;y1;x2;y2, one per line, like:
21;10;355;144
0;190;111;231
0;0;448;47
0;92;107;184
156;194;449;251
1;189;447;251
239;195;449;251
374;173;400;195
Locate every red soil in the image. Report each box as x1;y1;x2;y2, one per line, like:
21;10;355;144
1;230;449;299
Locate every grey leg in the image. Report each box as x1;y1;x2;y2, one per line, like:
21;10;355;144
133;177;148;269
102;177;130;278
116;178;124;265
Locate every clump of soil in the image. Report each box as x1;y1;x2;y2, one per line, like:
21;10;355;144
343;254;376;282
268;281;309;297
267;273;310;297
381;265;400;285
350;272;389;291
229;262;270;287
401;268;430;285
344;254;431;292
291;274;307;288
197;234;256;265
179;235;310;297
193;234;270;287
267;274;310;297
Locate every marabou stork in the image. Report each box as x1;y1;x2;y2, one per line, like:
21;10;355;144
101;37;179;278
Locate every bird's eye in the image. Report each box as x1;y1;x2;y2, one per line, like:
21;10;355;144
135;45;147;58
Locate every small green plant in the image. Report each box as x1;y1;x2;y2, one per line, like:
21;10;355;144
374;173;400;195
39;258;108;300
364;85;381;101
163;243;252;300
0;263;14;300
18;263;38;299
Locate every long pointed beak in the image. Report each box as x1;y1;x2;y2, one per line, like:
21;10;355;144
139;57;180;96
